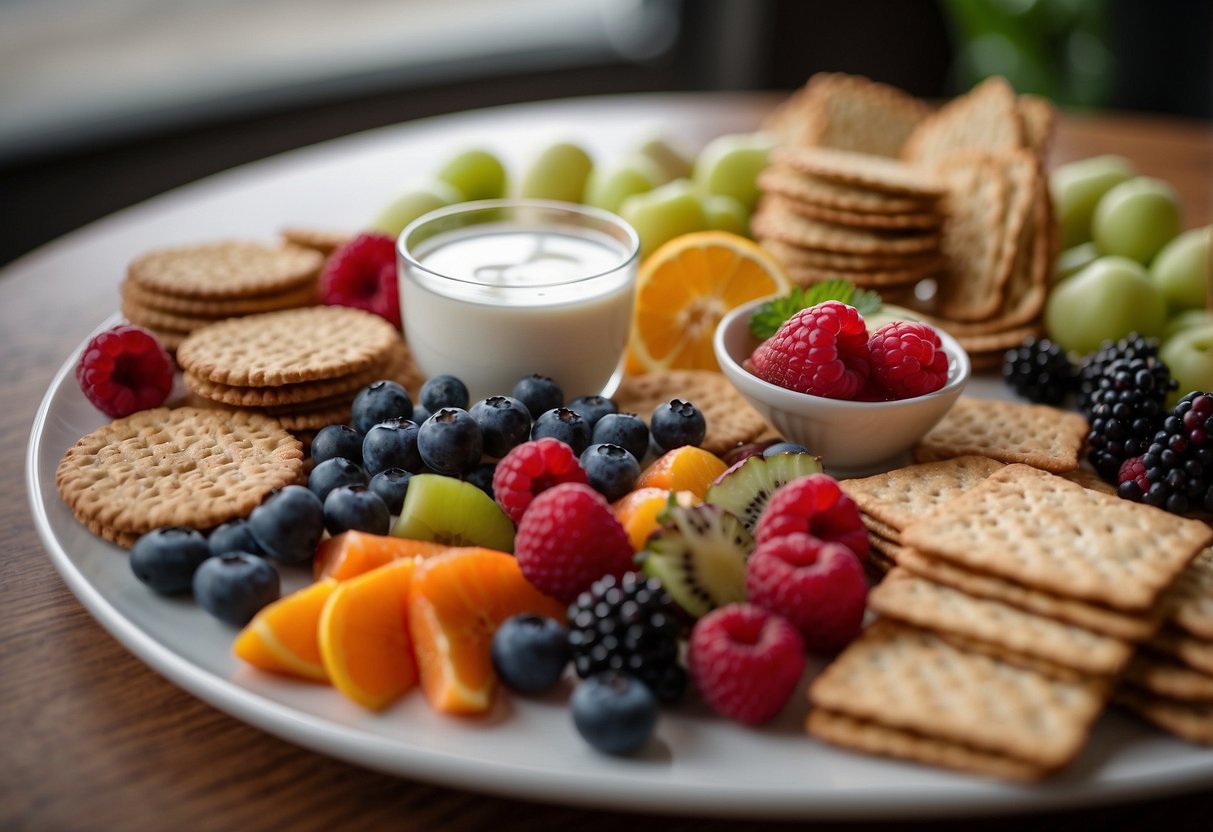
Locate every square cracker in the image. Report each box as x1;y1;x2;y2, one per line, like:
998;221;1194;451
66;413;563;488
900;465;1213;612
1147;627;1213;677
912;397;1088;473
1162;548;1213;640
807;709;1047;781
870;569;1133;677
1113;686;1213;746
841;455;1004;532
902;76;1025;168
794;72;930;158
808;620;1107;770
1122;651;1213;703
896;547;1162;641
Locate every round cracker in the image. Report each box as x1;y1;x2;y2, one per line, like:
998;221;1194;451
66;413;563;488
760;239;940;272
614;370;769;456
758;166;936;215
128;241;322;300
777;195;943;231
122;278;317;316
753;201;942;256
770;146;946;197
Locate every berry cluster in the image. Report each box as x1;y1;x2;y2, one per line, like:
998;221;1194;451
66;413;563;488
749;301;950;401
1119;392;1213;515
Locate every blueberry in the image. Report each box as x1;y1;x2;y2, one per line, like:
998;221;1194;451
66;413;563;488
362;418;422;476
491;614;570;693
579;443;641;502
650;399;707;451
570;671;658;755
247;485;325;563
129;527;211;594
368;468;412;514
470;395;532;458
512;373;564;419
352;380;413;434
463;461;497;498
420;374;469;412
591;412;649;462
410;404;432;426
192;553;280;627
323;485;391;536
307;457;368;502
531;407;591;456
762;441;810;457
417;407;483;475
207;519;266;558
565;395;617;429
311;423;364;466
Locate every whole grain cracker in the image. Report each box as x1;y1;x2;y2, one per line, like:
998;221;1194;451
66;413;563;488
1113;686;1213;745
808;620;1107;770
1122;651;1213;702
128;241;322;300
1163;548;1213;640
1147;627;1213;677
771;147;946;198
1057;466;1119;496
870;569;1133;677
783;258;944;289
121;278;317;317
613;369;769;456
902;76;1025;168
753;201;942;256
177;306;401;387
762;182;942;230
896;547;1162;641
56;407;304;542
899;465;1213;611
1017;94;1057;160
806;709;1046;781
792;72;930;159
841;455;1004;532
760;238;941;272
932;156;1009;321
757;168;936;215
861;513;902;543
912;397;1087;473
932;630;1086;683
280;227;354;255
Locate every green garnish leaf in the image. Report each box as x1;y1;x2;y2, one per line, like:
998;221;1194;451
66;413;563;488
747;280;883;340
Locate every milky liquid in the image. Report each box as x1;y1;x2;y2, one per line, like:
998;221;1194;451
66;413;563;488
399;224;636;403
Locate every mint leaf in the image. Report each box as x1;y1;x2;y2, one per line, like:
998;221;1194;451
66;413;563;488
747;281;883;340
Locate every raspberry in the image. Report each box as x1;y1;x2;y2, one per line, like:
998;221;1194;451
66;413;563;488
493;438;588;524
753;473;869;561
75;324;174;418
513;482;633;603
1117;455;1150;502
867;321;949;400
319;233;400;328
749;301;870;399
745;533;867;653
687;603;804;725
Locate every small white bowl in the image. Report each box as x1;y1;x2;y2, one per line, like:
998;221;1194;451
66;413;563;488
713;298;971;474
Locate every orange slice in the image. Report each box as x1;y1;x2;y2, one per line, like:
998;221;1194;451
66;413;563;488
409;547;565;715
635;445;729;499
626;230;789;373
233;578;337;682
612;487;700;551
314;531;450;581
318;558;419;710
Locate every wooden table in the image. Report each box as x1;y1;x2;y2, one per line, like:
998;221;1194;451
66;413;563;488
3;95;1212;832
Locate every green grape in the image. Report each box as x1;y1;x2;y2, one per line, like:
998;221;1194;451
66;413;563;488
1044;256;1166;354
1160;324;1213;408
692;133;774;212
701;193;749;237
1053;242;1100;284
619;179;708;259
583;156;664;214
1049;155;1135;250
634;138;693;182
1162;309;1213;344
371;181;463;237
519;142;593;203
1092;177;1181;264
1151;226;1210;313
436;149;507;202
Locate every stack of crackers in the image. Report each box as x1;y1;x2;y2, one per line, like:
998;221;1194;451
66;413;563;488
121;241;325;353
176;305;422;447
760;73;1058;369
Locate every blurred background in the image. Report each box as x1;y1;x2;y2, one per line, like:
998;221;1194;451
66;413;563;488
2;0;1210;267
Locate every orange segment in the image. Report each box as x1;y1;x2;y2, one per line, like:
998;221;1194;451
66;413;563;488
635;445;729;499
626;230;789;373
612;487;700;551
409;547;565;715
314;531;450;581
233;578;337;682
319;559;419;710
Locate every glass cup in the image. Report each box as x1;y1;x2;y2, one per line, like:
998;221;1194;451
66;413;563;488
398;199;640;404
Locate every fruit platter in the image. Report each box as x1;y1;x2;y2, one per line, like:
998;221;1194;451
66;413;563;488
24;84;1213;820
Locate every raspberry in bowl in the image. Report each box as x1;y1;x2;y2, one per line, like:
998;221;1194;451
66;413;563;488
713;297;970;473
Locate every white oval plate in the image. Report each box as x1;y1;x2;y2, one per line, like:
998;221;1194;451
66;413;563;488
22;94;1213;820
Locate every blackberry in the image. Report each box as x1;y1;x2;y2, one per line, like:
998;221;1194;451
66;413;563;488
1085;356;1171;482
1139;392;1213;515
1077;334;1170;418
567;572;688;704
1001;336;1076;405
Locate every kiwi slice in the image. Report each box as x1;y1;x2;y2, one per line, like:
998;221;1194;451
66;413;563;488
391;474;515;552
639;502;753;618
704;453;823;533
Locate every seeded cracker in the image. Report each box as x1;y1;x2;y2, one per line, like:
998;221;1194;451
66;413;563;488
912;397;1087;473
613;370;769;456
900;465;1213;612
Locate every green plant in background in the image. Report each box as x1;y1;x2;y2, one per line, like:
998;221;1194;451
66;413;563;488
941;0;1113;107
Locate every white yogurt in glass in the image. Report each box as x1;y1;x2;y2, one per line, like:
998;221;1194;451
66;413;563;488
398;200;639;403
